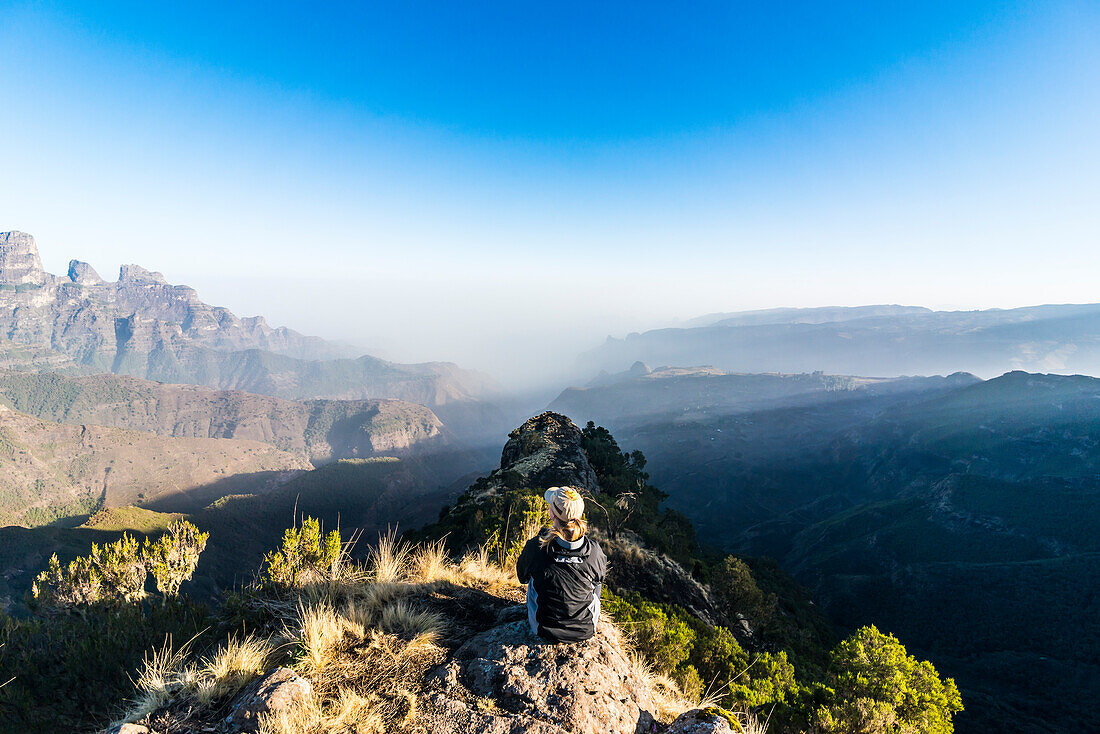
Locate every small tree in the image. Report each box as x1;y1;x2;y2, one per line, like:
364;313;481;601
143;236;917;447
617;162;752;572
814;625;963;734
490;493;550;568
143;520;210;598
712;556;777;628
261;516;341;587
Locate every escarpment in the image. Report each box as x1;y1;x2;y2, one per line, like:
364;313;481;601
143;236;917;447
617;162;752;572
0;231;492;406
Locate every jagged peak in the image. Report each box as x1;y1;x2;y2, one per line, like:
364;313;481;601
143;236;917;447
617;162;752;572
496;411;599;494
67;259;104;284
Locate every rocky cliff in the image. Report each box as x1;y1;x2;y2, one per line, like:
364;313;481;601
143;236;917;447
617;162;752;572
418;411;730;633
0;231;491;407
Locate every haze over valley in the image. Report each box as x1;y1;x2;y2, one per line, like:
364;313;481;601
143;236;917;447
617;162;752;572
2;228;1097;731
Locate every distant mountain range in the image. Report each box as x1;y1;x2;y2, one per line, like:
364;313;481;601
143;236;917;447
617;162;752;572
552;362;979;424
581;303;1100;378
0;369;447;464
549;367;1100;733
0;231;492;407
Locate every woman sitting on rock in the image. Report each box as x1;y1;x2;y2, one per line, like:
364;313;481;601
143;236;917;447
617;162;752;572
516;486;607;643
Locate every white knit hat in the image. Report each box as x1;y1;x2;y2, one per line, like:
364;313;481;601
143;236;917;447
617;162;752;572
544;486;585;522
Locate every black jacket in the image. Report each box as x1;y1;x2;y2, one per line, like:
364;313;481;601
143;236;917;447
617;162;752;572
516;533;607;643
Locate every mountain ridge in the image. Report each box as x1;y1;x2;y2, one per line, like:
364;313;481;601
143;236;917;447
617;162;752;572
0;231;493;408
583;303;1100;378
0;368;448;464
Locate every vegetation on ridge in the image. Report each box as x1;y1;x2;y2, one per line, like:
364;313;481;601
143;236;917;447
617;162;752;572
0;419;965;734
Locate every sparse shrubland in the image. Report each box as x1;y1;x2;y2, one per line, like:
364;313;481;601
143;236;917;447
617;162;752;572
31;520;208;611
408;416;963;733
0;416;965;734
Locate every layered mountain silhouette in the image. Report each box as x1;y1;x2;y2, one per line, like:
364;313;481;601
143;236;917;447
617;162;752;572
581;303;1100;378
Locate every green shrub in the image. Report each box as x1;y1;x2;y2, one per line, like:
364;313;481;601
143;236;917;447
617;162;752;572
713;556;777;628
31;521;209;611
144;520;210;598
31;553;104;609
603;589;695;675
260;516;341;587
485;493;550;568
814;625;963;734
94;533;148;602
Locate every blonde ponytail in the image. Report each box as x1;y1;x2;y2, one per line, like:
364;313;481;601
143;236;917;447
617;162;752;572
541;516;588;549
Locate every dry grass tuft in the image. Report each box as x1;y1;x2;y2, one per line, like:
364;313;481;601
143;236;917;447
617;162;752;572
298;601;362;678
118;634;277;727
379;600;446;640
736;708;771;734
256;690;323;734
409;537;451;583
265;608;444;734
195;635;277;706
368;528;412;584
123;639;192;722
457;544;517;588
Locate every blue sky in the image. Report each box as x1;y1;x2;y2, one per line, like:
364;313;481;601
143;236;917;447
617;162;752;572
0;1;1097;384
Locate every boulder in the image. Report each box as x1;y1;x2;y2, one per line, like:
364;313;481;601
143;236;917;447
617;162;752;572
422;620;657;734
224;667;311;733
665;708;739;733
106;724;150;734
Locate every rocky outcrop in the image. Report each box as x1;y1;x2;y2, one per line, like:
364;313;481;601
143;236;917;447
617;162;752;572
422;620;658;734
224;667;311;733
68;259;105;285
665;709;738;734
106;723;150;734
0;231;492;406
601;533;729;629
468;412;598;502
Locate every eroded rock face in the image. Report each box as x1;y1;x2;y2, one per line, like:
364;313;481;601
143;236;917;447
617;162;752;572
422;620;657;734
67;259;105;284
0;231;491;406
601;533;729;629
224;667;311;733
0;231;48;286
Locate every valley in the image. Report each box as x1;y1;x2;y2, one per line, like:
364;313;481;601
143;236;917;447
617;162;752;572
550;367;1100;733
1;230;1096;733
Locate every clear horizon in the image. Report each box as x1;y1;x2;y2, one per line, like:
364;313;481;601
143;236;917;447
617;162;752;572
2;2;1098;384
